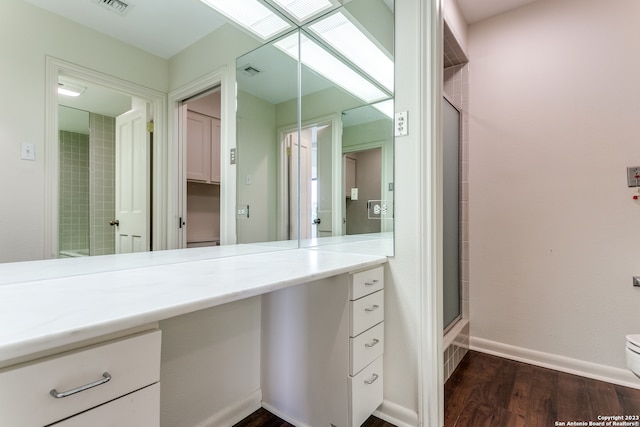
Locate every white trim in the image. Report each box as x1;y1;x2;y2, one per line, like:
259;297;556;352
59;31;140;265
261;402;310;427
374;400;419;427
418;0;444;427
167;67;236;248
44;57;168;259
193;389;262;427
470;336;640;390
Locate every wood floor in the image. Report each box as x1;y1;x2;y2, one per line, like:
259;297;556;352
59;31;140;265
445;350;640;427
232;408;395;427
234;350;640;427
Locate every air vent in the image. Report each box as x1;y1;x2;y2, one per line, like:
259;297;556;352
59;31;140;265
95;0;130;15
240;65;262;77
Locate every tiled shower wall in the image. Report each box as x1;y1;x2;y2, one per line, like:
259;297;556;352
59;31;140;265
89;113;116;256
443;20;470;382
59;131;90;252
58;113;116;256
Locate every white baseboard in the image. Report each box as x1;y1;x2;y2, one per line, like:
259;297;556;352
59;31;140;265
374;400;418;427
470;336;640;390
194;389;262;427
261;402;310;427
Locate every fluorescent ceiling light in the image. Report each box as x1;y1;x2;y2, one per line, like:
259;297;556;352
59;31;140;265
275;33;388;104
57;82;86;97
200;0;292;40
308;12;393;92
372;99;393;118
271;0;334;22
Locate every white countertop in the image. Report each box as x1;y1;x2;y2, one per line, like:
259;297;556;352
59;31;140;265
0;247;387;365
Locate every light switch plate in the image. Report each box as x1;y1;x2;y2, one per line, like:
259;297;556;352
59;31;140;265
628;166;640;187
394;111;408;137
351;188;358;200
21;143;35;161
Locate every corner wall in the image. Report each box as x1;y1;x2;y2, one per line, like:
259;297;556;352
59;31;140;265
468;0;640;385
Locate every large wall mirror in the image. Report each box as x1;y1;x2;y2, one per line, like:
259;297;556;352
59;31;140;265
236;0;394;254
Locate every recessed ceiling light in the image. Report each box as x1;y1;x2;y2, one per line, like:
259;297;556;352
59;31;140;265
57;82;86;97
270;0;334;22
275;33;388;104
308;12;393;92
200;0;292;40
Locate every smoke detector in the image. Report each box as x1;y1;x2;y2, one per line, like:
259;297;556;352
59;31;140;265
94;0;131;15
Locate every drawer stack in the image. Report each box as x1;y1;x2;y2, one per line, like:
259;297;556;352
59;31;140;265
348;266;384;427
0;330;161;426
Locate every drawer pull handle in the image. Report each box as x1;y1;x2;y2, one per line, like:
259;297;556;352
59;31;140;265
365;338;380;348
364;373;379;385
50;372;111;399
365;304;380;312
364;279;379;286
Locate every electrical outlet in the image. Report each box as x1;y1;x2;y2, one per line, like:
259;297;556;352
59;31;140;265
627;166;640;187
394;111;408;137
230;148;237;165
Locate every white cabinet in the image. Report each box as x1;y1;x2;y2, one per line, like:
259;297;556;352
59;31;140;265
186;111;220;184
261;265;384;427
0;330;161;426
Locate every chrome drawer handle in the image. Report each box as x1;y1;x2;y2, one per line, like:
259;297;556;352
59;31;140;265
364;373;379;385
364;279;379;286
365;304;380;312
365;338;380;348
50;372;111;399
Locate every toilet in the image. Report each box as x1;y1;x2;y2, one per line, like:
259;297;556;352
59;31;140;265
626;335;640;378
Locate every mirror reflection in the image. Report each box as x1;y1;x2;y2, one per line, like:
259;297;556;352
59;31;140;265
236;0;394;252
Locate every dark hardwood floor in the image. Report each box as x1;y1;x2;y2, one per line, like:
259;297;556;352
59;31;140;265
232;408;396;427
445;350;640;427
233;351;640;427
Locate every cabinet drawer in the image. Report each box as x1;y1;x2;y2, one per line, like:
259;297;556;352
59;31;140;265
0;330;161;426
350;290;384;337
350;322;384;376
349;356;383;427
51;383;160;426
350;266;384;300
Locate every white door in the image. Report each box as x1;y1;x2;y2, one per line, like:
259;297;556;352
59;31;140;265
315;123;333;237
115;105;150;254
288;130;312;240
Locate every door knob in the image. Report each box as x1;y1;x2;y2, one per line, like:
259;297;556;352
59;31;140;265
109;219;120;226
313;218;321;224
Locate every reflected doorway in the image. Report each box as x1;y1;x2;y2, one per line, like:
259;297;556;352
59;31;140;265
343;147;382;235
283;120;333;241
57;77;152;258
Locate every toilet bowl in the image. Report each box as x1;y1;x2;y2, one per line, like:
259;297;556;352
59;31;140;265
626;335;640;378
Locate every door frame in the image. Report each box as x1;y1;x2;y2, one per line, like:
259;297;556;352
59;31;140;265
276;113;342;242
44;56;168;259
168;67;233;248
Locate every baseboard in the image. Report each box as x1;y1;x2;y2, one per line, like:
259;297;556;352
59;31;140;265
374;400;418;427
261;402;310;427
194;389;262;427
470;336;640;390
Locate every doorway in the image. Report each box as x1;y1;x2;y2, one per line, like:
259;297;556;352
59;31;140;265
57;75;152;257
281;120;333;241
443;97;461;331
182;88;222;248
343;147;383;235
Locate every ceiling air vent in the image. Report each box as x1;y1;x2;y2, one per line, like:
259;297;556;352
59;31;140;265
95;0;130;15
240;65;262;77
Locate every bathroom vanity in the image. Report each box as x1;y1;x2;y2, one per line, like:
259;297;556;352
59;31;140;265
0;244;388;426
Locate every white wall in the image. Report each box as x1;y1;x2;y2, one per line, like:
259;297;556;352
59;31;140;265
468;0;640;379
444;0;468;53
0;0;168;263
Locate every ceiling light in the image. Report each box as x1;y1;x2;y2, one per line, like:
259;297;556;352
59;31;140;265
200;0;292;40
275;33;388;104
308;12;393;92
57;82;86;97
270;0;334;22
372;99;393;118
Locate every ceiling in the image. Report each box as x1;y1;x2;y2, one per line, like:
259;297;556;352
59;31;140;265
457;0;538;24
24;0;538;61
